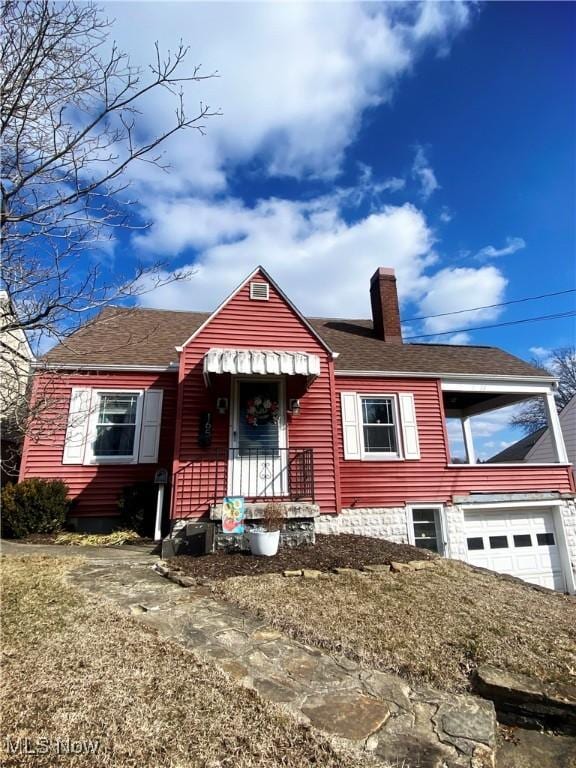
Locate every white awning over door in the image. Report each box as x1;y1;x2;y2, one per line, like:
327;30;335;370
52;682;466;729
203;348;321;383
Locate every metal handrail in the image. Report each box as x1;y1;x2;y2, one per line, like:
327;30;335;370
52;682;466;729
171;447;315;523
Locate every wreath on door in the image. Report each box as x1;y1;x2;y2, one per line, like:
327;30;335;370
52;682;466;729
246;396;280;426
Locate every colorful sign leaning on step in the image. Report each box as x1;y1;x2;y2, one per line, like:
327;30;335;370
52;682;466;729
222;496;246;535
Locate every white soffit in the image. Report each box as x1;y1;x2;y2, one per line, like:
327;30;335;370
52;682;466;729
203;348;321;381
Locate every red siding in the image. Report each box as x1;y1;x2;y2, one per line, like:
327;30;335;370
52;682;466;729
20;371;177;517
335;376;574;507
172;270;338;518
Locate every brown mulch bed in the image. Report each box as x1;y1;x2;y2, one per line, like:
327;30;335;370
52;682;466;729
169;533;435;580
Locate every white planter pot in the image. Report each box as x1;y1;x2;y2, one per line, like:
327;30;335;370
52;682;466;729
249;529;280;557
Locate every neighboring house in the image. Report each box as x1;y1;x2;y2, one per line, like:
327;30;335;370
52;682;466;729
0;290;34;482
526;395;576;478
20;267;576;592
488;396;575;478
487;427;547;464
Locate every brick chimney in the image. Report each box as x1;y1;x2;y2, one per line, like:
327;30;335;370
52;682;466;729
370;267;403;344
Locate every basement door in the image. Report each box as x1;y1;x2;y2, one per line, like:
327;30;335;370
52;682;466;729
464;507;565;591
229;379;287;497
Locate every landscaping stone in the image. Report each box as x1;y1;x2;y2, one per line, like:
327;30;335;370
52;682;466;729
475;664;576;732
302;692;391;741
362;670;411;711
177;576;197;587
375;730;463;768
68;555;499;768
434;698;497;754
410;560;435;570
283;569;302;577
302;569;323;579
362;564;391;573
495;726;576;768
390;561;412;573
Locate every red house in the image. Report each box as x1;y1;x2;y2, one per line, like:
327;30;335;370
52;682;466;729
20;267;576;592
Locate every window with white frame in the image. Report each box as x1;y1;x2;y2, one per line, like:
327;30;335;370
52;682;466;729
360;396;399;456
340;391;420;461
93;392;140;458
63;387;163;465
408;505;444;554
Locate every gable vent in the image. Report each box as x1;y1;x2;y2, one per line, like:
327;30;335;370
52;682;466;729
250;281;269;301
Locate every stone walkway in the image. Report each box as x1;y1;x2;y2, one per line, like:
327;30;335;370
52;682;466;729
67;556;497;768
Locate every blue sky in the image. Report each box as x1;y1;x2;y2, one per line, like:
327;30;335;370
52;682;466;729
100;1;574;456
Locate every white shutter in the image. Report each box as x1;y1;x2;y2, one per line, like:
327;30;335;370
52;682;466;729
62;388;92;464
398;393;420;460
341;392;361;459
138;389;163;463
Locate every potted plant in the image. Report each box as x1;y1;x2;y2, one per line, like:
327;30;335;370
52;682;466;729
248;503;284;556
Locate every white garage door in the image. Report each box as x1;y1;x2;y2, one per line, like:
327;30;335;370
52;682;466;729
464;508;565;591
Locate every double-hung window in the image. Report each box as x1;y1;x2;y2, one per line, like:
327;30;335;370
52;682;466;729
64;387;163;465
360;396;400;458
340;390;420;461
93;392;140;459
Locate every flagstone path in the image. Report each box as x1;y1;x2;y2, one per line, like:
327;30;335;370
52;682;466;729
67;556;498;768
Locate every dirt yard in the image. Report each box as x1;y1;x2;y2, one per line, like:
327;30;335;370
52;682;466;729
170;533;433;579
0;555;365;768
213;557;576;694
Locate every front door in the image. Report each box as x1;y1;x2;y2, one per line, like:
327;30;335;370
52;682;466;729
229;379;287;497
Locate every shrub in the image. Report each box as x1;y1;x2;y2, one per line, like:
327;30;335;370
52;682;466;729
117;482;157;537
261;502;285;532
1;478;70;538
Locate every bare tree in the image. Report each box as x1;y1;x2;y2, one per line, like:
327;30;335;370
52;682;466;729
0;0;219;474
511;347;576;434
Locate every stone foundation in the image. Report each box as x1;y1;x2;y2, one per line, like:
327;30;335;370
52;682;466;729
169;516;315;554
315;494;576;593
315;507;410;543
214;519;315;552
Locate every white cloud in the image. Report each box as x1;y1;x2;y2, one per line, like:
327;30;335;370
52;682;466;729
474;236;526;261
135;196;436;317
445;332;472;345
418;266;508;334
530;346;551;359
102;2;472;193
411;145;440;200
439;207;453;223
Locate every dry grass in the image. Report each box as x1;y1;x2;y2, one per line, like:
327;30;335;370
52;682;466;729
0;555;365;768
214;559;576;693
53;530;141;547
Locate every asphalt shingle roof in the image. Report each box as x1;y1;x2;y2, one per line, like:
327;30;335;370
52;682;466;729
40;306;548;379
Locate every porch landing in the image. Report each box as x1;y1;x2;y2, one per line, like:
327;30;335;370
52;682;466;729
210;501;320;519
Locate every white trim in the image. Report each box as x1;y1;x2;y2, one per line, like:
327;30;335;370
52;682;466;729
460;500;567;510
461;417;476;465
33;362;177;372
249;281;270;301
441;380;554;394
545;390;569;463
358;393;403;460
448;463;571;468
176;266;335;356
84;388;144;465
228;376;288;497
335;370;556;384
340;391;361;460
407;503;445;555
